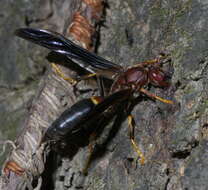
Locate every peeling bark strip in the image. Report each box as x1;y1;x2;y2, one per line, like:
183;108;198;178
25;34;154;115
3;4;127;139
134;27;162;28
67;0;104;50
0;0;104;189
69;12;96;50
1;72;76;190
0;73;76;188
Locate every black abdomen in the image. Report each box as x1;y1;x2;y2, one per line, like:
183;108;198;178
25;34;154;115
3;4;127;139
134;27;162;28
44;98;99;141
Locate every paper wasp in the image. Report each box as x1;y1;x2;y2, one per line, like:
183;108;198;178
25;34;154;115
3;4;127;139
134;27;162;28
15;28;171;92
4;28;173;176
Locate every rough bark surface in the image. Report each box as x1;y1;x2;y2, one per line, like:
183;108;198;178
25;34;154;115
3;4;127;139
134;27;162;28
0;0;81;168
0;0;208;190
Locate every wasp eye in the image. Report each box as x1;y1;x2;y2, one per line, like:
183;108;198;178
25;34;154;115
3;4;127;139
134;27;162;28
149;68;169;87
152;70;165;81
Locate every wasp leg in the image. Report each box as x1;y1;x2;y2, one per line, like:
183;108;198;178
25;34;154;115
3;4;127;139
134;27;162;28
76;73;97;81
51;63;98;86
140;88;173;104
51;63;78;85
128;115;145;165
3;161;25;176
133;58;160;67
82;133;97;175
133;53;170;67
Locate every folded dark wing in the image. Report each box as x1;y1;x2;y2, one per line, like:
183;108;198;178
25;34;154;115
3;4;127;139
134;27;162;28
15;28;122;76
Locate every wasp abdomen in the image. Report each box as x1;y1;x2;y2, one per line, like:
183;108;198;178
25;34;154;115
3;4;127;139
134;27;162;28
44;97;102;142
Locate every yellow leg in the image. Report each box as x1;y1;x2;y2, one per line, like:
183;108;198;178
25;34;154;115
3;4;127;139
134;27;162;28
133;53;169;67
140;88;173;104
143;53;168;64
128;115;145;165
51;63;77;85
144;58;158;64
77;73;97;80
51;63;98;86
82;133;97;175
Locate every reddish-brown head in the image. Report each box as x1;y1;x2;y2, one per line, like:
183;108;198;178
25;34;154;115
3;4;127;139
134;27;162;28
148;67;169;87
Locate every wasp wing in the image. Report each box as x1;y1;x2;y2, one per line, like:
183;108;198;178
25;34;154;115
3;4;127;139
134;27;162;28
74;89;131;134
15;28;122;77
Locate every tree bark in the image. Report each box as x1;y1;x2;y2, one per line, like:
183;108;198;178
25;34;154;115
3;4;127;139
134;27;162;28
0;0;102;189
1;0;208;190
